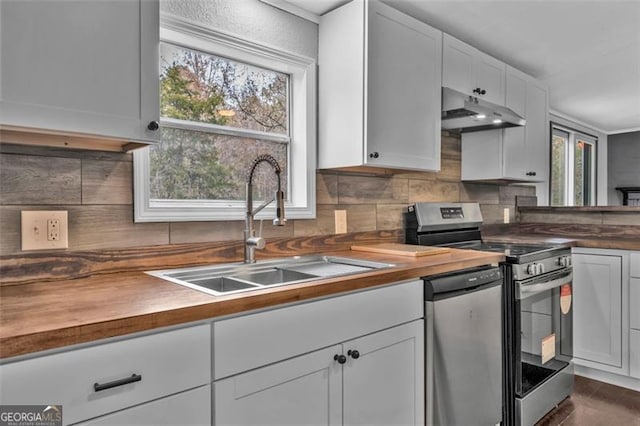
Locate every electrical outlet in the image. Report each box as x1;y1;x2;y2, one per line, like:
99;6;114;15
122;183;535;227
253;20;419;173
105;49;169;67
335;210;347;234
22;211;68;250
503;207;511;224
48;218;60;241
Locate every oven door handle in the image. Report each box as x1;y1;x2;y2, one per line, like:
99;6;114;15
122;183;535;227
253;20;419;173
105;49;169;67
516;271;572;300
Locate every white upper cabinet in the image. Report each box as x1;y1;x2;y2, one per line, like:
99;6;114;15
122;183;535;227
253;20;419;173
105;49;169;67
0;0;160;150
461;66;549;182
443;34;506;106
319;0;442;171
502;66;549;181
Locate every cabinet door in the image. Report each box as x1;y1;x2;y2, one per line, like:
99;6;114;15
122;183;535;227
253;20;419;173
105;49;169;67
631;278;640;330
77;386;210;426
503;67;528;179
442;34;475;96
573;254;623;367
475;52;506;106
214;345;342;426
0;0;159;143
631;330;640;379
524;80;549;180
343;321;424;426
505;66;527;116
366;1;442;171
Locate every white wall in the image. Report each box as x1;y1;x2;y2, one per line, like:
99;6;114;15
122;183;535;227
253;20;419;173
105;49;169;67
607;131;640;205
549;113;609;206
160;0;318;59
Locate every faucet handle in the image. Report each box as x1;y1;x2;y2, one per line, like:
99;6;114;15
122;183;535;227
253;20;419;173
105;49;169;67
246;236;266;250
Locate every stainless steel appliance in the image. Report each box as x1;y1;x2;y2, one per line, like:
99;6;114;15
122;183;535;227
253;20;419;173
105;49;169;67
424;266;503;426
405;202;574;426
441;87;526;133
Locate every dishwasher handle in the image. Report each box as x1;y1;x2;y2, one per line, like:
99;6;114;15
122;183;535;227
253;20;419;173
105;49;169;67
516;270;572;300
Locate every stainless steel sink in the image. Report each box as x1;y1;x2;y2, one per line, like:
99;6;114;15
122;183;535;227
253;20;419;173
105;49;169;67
232;269;317;286
147;255;394;296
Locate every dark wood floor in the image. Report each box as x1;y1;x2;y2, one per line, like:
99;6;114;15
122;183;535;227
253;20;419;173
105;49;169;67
536;375;640;426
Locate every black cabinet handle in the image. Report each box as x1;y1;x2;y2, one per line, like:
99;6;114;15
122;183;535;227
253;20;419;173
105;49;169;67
347;349;360;359
147;121;160;131
94;374;142;392
334;354;347;364
526;171;537;177
480;89;486;95
473;88;480;94
369;152;379;159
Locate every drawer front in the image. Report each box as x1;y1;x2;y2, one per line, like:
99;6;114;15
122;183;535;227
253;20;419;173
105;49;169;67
214;280;423;379
631;252;640;278
631;278;640;330
631;329;640;379
77;385;211;426
0;324;210;425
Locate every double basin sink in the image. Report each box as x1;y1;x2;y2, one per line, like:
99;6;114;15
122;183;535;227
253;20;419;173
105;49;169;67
147;255;394;296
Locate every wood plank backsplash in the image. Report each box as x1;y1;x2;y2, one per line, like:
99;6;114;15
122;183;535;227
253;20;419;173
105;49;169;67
0;133;536;256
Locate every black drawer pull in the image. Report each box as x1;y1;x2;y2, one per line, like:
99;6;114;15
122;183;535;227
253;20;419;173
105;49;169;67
94;374;142;392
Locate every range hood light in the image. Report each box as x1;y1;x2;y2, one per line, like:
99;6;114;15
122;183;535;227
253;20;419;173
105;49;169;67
492;119;503;124
475;114;487;120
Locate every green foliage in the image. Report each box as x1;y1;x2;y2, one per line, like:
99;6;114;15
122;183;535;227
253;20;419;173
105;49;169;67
160;64;226;125
150;128;234;200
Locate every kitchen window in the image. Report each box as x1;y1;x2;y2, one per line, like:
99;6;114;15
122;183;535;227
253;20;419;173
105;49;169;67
550;125;596;206
134;17;316;222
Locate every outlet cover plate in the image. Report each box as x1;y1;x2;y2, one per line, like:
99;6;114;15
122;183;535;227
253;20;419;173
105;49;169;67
21;211;68;250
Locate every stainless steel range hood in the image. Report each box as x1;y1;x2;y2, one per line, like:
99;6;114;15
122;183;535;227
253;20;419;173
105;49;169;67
441;87;525;133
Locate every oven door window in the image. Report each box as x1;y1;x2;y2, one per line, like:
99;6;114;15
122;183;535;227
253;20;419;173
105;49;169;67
515;270;573;397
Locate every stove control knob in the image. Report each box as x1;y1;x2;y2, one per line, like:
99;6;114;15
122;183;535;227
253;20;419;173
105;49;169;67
527;263;539;275
558;256;571;267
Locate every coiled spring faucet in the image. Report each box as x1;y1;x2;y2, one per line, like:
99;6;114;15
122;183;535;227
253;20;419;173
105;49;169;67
244;154;286;263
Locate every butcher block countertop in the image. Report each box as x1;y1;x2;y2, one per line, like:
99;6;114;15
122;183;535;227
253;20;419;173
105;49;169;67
0;248;503;360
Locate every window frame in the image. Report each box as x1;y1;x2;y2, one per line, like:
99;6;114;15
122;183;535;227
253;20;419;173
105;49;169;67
550;123;597;206
134;14;316;222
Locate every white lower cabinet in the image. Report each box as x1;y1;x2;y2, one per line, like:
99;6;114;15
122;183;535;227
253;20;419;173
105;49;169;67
1;281;425;426
214;321;424;426
213;280;424;426
573;252;624;369
77;385;211;426
571;248;640;388
0;324;211;426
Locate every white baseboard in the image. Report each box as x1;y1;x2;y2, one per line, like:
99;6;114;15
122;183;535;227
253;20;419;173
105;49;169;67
575;364;640;391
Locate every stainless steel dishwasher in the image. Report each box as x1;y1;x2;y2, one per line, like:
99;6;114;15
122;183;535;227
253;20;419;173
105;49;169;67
424;265;503;426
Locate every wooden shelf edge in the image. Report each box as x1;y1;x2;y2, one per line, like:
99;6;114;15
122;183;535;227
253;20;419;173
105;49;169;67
0;126;153;153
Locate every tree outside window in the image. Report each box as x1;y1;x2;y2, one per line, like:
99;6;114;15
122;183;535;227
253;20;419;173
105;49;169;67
151;43;290;202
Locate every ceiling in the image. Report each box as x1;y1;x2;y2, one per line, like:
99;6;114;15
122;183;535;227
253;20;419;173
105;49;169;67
268;0;640;135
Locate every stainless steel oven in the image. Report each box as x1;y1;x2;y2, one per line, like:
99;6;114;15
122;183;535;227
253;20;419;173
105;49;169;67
508;257;574;426
405;202;574;426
